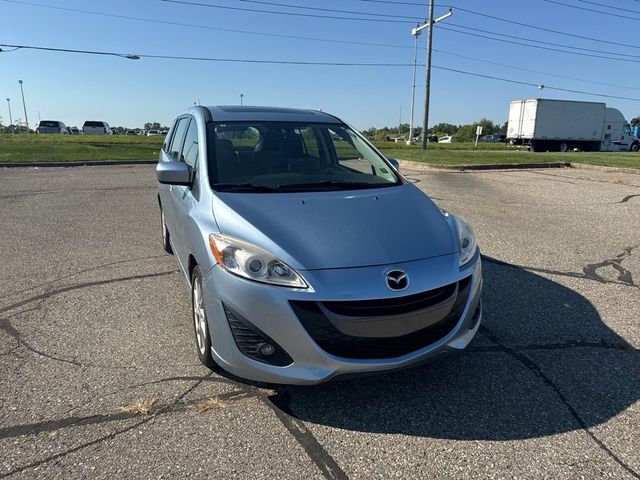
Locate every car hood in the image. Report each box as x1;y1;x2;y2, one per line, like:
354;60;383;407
211;184;457;270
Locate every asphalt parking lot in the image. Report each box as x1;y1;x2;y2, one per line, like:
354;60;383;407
0;163;638;479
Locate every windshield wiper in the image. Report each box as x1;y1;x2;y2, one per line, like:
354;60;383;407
276;180;381;191
213;183;278;193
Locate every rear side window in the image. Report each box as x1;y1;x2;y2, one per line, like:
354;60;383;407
168;118;189;161
181;120;199;169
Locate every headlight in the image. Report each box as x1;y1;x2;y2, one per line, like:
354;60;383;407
452;215;478;267
208;233;308;288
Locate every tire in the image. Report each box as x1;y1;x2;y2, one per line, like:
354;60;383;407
631;142;639;152
160;207;173;254
191;266;218;370
559;142;569;153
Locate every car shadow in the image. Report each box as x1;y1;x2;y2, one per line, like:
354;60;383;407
271;257;639;441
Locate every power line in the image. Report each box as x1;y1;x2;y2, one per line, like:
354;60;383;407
7;0;640;90
446;21;640;59
4;0;412;49
3;43;640;102
573;0;640;14
0;44;139;59
431;65;640;101
447;5;640;50
356;0;640;50
157;0;413;23
432;49;640;91
438;25;640;64
0;43;413;65
229;0;422;20
542;0;640;20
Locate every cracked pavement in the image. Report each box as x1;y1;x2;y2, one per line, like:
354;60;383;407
0;164;638;479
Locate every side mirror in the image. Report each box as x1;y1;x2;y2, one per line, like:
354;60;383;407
156;162;192;186
387;157;400;170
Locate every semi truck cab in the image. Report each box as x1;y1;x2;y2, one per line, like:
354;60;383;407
601;108;640;152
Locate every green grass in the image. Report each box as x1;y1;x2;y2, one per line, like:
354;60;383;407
0;134;163;162
376;142;640;169
0;134;638;169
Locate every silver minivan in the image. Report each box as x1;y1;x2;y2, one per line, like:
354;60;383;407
36;120;68;134
156;106;482;385
82;120;112;135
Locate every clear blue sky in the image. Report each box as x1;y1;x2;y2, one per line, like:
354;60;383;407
1;0;639;130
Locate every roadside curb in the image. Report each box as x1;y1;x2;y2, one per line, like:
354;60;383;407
0;160;157;168
568;162;640;176
397;159;571;172
439;162;571;171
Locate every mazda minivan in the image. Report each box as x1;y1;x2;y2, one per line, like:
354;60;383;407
156;106;482;385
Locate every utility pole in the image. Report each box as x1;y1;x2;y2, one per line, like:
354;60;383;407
6;98;13;133
18;80;29;132
420;4;452;150
421;0;435;150
240;93;244;106
407;27;420;145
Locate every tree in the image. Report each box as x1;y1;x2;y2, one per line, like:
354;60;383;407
453;124;477;142
430;123;457;135
144;122;162;130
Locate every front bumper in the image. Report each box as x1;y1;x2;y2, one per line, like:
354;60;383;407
201;253;482;385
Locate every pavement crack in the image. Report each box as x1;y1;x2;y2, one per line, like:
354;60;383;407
0;254;170;301
483;245;638;288
0;270;179;316
0;373;212;478
617;194;640;204
466;338;636;353
267;388;349;480
480;325;640;480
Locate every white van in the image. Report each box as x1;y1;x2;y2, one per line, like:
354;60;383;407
82;121;112;135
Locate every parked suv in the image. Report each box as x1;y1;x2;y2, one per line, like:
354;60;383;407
156;106;482;385
36;120;68;134
82;121;112;135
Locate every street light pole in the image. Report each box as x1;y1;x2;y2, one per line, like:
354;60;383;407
420;5;452;150
240;93;244;106
6;98;13;133
18;80;29;132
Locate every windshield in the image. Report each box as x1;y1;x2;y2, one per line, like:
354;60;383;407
208;122;400;192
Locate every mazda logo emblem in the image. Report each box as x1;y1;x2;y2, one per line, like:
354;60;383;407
386;269;409;291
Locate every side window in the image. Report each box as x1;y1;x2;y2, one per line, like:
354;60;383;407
168;118;189;161
181;119;199;169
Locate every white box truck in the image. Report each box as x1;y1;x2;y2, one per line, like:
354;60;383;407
507;99;639;152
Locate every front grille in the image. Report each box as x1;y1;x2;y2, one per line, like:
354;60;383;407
290;277;471;360
321;281;457;317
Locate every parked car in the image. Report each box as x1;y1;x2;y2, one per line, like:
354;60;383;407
126;130;137;135
147;130;161;136
68;126;81;135
156;106;482;385
479;134;507;143
82;121;112;135
438;135;453;143
36;120;68;134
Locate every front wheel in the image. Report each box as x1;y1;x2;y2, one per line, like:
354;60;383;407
631;142;639;152
191;266;218;370
559;142;569;153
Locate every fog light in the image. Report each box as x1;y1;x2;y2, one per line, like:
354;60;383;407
259;343;276;357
